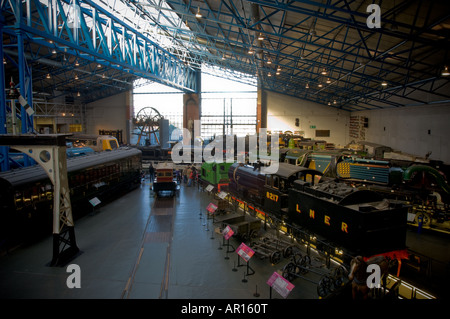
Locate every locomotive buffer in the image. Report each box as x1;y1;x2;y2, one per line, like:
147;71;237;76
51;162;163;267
0;134;80;266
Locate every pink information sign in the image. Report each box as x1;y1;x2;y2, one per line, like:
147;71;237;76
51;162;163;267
206;203;218;213
236;242;255;262
222;225;234;240
266;271;295;299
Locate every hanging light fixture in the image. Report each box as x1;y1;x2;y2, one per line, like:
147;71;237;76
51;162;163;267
321;68;327;75
381;81;388;87
318;83;323;88
441;66;450;76
46;73;51;79
195;7;202;18
258;33;265;41
248;47;255;54
305;83;309;89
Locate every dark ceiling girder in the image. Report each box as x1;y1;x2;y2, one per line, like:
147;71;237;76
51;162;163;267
1;0;448;111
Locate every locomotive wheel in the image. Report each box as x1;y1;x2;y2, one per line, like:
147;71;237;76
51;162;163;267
317;275;333;298
282;262;297;282
299;255;311;274
283;245;294;258
333;266;348;278
292;253;303;265
332;266;347;288
414;212;431;226
270;251;281;264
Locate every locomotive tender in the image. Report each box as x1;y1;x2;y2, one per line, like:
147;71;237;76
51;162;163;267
227;162;408;258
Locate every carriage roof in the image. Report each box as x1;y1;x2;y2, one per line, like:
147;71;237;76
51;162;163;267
0;147;141;187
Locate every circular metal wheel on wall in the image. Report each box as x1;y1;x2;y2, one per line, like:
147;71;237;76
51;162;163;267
134;107;163;145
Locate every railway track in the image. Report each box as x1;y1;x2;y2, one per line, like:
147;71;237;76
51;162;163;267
121;180;175;299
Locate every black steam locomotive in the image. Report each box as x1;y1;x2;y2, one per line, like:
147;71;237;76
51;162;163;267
228;162;408;260
0;148;142;250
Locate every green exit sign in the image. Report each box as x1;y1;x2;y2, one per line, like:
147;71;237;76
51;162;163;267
310;125;316;129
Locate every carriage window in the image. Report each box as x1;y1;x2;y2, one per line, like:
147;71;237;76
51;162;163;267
314;174;322;185
280;179;285;190
165;172;172;177
273;176;280;189
109;140;119;150
14;192;23;208
265;175;272;186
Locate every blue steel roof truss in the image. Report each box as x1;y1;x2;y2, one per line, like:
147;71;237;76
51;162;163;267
2;0;199;99
1;0;449;111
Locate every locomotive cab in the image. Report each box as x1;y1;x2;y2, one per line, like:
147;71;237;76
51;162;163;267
263;164;323;217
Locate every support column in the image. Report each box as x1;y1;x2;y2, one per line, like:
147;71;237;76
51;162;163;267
257;85;267;130
125;90;133;145
183;68;201;142
0;134;80;266
16;31;34;135
183;93;201;141
0;21;9;171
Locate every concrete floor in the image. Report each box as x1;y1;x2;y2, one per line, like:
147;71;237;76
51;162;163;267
0;178;340;300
